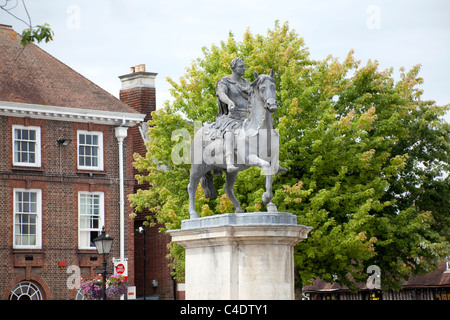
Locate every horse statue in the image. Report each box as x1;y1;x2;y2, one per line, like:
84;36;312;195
187;70;285;219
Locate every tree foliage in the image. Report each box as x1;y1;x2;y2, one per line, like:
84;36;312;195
129;21;450;291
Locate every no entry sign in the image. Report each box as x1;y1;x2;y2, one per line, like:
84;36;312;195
116;263;125;275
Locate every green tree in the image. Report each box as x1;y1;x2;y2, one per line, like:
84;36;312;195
129;21;450;292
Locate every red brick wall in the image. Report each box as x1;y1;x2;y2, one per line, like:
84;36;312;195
119;87;156;123
120;84;179;299
0;115;136;300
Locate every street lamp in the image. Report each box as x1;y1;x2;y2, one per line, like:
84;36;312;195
138;225;146;300
93;226;114;300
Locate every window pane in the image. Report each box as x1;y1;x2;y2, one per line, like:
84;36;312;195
92;217;99;228
79;231;90;248
21;141;28;152
79;134;85;144
80;216;89;228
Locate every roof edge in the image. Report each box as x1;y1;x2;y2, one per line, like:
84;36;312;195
0;100;146;127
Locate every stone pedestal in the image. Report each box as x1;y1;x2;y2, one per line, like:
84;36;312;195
168;212;312;300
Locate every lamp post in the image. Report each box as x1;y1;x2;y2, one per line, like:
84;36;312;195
93;226;114;300
138;225;146;300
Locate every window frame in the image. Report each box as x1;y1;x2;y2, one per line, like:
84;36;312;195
12;125;42;167
78;191;105;250
77;130;104;171
13;188;42;249
9;281;43;300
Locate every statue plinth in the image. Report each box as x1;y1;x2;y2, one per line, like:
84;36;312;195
168;212;312;300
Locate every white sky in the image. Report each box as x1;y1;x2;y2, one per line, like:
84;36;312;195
2;0;449;122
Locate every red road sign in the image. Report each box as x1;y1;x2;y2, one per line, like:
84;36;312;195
116;263;125;274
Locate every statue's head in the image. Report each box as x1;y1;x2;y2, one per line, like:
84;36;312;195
230;57;245;74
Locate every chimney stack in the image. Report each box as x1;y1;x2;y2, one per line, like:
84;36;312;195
119;64;157;122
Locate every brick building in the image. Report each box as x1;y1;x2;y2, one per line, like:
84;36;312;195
118;65;177;300
0;24;145;299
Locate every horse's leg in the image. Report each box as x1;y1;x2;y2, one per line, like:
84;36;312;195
248;153;277;212
262;172;277;212
188;166;201;219
224;171;243;213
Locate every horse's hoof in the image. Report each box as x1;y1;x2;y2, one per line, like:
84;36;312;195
266;202;278;212
276;166;288;174
189;212;199;219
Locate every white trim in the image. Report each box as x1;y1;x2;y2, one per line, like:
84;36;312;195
119;71;157;90
77;130;104;171
12;125;41;167
13;188;42;249
0;101;145;127
78;191;105;249
115;127;128;259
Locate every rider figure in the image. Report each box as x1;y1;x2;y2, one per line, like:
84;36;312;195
211;57;250;172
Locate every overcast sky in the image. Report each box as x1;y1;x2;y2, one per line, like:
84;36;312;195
2;0;449;122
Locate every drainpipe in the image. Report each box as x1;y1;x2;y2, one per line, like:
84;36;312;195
115;126;128;260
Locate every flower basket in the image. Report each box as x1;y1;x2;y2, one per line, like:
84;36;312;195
80;274;128;300
106;274;128;298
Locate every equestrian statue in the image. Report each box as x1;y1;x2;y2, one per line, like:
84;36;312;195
187;57;286;219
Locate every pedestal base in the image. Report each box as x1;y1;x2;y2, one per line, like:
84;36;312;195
168;212;312;300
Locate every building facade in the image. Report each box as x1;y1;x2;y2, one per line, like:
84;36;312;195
0;24;145;300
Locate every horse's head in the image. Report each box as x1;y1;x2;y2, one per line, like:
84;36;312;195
252;69;278;113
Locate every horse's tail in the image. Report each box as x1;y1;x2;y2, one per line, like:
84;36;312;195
200;171;216;199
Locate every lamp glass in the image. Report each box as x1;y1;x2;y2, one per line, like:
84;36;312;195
93;229;113;255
